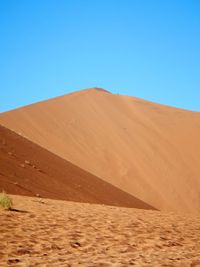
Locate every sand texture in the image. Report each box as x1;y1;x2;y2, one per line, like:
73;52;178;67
1;195;200;267
0;88;200;212
0;124;154;209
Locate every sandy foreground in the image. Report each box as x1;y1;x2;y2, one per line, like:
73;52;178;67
1;195;200;267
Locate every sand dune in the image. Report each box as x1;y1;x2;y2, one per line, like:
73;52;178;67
1;195;200;266
0;124;154;209
0;88;200;212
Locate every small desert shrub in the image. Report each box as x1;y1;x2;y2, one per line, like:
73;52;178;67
0;191;13;210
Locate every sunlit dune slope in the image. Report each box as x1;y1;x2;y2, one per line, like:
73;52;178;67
0;124;154;209
0;88;200;212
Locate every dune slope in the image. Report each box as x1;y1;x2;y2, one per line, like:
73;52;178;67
0;124;154;209
0;88;200;212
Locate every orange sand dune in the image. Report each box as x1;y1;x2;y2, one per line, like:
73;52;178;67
0;124;154;209
0;88;200;212
1;195;200;266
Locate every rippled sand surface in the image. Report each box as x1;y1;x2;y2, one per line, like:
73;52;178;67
1;195;200;267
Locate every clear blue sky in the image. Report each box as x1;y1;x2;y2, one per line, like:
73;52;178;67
1;0;200;112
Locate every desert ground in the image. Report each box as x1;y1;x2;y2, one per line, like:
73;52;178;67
1;195;200;267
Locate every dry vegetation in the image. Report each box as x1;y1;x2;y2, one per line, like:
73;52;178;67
0;191;12;210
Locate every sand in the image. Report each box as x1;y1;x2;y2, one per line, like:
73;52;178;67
1;195;200;267
0;124;154;209
1;88;200;266
0;88;200;213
